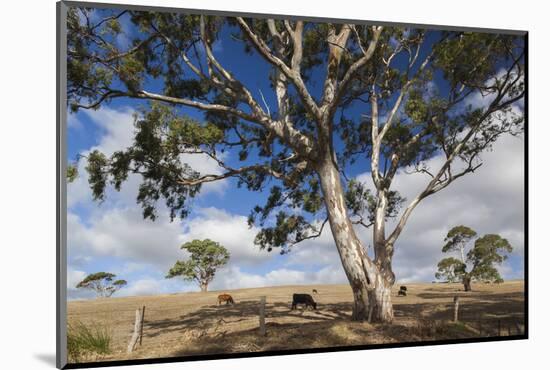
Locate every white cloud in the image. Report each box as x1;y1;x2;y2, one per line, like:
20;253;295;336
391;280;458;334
116;277;190;297
210;264;346;291
67;268;95;300
67;113;83;129
68;208;187;269
67;268;86;290
179;207;272;266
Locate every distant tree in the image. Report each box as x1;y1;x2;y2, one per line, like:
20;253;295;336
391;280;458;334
436;226;512;291
166;239;230;292
76;272;127;298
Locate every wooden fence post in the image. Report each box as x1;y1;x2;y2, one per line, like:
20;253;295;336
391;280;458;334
453;296;460;322
127;307;144;353
139;306;146;346
515;321;521;335
259;296;266;336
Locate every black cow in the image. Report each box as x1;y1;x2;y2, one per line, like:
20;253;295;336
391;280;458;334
398;286;407;297
291;293;317;310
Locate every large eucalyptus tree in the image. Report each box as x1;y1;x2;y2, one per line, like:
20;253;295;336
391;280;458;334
67;7;525;322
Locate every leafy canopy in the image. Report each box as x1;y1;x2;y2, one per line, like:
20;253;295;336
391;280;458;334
76;272;128;297
166;239;230;288
442;225;477;254
436;226;512;283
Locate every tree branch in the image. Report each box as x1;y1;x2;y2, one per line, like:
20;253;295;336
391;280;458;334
236;17;321;121
289;218;329;247
386;85;524;246
330;26;382;115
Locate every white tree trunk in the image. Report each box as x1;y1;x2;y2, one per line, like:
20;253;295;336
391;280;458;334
317;159;393;322
367;274;394;322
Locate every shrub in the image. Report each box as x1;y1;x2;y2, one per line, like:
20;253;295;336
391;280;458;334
67;321;112;362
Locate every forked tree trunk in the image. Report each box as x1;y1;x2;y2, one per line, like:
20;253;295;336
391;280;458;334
317;159;393;322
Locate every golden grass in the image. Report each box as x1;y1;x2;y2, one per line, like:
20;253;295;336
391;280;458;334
67;280;525;363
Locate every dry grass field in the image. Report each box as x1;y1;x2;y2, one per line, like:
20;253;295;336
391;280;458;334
67;280;525;363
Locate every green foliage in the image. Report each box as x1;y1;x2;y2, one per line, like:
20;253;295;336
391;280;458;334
106;19;121;34
85;151;109;201
442;225;477;254
84;103;217;221
254;211;316;253
345;179;405;226
436;226;512;285
435;257;466;283
118;54;145;92
76;272;116;286
76;272;127;298
467;234;512;282
433;33;517;89
67;321;112;363
166;239;230;290
67;163;79;183
405;90;429;124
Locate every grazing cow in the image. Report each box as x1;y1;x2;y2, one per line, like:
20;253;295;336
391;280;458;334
217;293;235;305
312;289;318;294
291;293;317;310
398;286;407;297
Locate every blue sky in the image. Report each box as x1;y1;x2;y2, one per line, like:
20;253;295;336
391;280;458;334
66;8;525;300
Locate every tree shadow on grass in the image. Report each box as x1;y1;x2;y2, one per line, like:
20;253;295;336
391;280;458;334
144;300;353;338
144;289;524;354
166;314;482;358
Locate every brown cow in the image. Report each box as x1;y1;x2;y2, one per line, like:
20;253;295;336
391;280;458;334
217;293;235;305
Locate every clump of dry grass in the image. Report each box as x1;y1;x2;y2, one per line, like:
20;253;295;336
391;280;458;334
409;319;475;340
67;321;112;363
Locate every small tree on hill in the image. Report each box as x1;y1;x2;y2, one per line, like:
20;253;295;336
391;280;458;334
166;239;230;292
436;226;512;291
76;272;127;298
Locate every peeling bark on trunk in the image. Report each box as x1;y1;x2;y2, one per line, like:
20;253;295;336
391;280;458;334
367;275;394;322
317;158;393;322
370;190;395;322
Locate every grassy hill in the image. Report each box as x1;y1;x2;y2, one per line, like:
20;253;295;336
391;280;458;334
67;280;525;363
